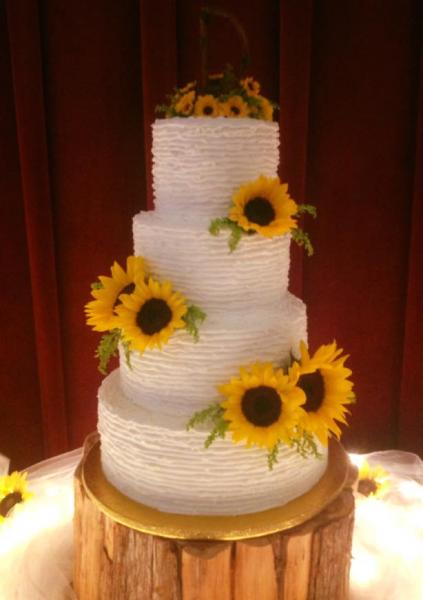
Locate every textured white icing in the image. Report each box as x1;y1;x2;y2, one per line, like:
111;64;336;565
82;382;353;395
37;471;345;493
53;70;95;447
99;371;328;516
133;211;291;313
119;292;307;417
152;117;279;223
96;117;324;516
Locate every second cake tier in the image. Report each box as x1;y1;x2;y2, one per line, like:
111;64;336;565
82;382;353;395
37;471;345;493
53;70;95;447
133;211;291;313
119;292;307;417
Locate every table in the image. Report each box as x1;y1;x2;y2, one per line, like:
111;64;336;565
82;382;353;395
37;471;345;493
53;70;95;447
0;447;422;599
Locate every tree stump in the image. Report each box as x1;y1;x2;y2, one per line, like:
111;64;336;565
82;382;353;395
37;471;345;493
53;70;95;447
73;434;356;600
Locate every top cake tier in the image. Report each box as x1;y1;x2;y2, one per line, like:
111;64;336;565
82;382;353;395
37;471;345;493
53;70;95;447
152;117;279;223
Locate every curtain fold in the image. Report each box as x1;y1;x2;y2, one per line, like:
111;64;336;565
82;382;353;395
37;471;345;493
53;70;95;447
0;0;422;468
399;26;423;452
5;0;68;457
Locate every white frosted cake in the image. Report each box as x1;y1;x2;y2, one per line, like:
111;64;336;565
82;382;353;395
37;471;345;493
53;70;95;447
96;117;330;516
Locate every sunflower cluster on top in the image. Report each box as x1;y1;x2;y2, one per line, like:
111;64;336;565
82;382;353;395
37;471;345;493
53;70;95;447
209;174;316;254
85;257;206;374
0;471;32;524
188;341;355;469
155;67;276;121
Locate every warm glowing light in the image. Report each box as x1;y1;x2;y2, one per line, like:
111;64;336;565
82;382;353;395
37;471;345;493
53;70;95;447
350;550;381;587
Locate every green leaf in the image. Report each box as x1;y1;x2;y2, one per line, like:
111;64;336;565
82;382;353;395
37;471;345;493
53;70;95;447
267;442;281;470
209;217;245;252
91;280;104;290
95;329;121;375
183;304;207;342
291;227;314;256
296;203;317;218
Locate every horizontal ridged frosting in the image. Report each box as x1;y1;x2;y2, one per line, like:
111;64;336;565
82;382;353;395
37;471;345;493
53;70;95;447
152;117;279;222
119;292;307;417
99;371;328;516
133;211;290;313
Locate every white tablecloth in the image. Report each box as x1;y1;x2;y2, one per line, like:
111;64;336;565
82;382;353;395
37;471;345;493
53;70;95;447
0;448;422;599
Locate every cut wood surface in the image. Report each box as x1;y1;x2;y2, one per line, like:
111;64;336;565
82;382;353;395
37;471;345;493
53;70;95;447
73;434;355;600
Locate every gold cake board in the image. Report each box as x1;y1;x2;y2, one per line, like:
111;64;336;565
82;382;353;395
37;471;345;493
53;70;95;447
82;437;349;541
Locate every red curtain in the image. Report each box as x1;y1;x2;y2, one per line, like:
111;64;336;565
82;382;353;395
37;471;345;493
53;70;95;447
1;0;422;469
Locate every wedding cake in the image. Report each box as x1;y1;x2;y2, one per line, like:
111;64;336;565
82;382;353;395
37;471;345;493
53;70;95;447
86;74;354;517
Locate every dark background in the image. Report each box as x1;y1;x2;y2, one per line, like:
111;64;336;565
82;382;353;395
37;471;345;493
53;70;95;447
1;0;422;469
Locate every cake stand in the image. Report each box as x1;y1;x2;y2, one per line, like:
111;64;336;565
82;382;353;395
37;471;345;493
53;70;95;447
73;432;355;599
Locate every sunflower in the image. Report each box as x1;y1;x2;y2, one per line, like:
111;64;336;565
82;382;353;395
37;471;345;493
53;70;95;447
220;95;249;118
357;460;390;498
256;95;274;121
289;341;354;446
179;80;196;95
85;256;146;332
229;175;298;237
115;277;188;352
0;471;32;522
194;95;220;117
174;90;196;116
218;362;305;450
241;76;261;97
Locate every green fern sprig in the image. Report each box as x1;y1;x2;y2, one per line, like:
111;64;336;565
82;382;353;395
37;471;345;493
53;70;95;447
290;430;323;459
205;419;230;448
291;228;314;256
95;329;121;375
121;338;133;370
209;217;244;251
267;442;281;470
187;404;229;449
183;305;207;341
95;329;133;374
296;203;317;218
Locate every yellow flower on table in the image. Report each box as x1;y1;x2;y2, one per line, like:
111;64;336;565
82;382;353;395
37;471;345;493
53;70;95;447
115;277;188;353
241;76;261;97
194;95;220;117
358;460;390;498
85;256;146;332
289;341;355;446
0;471;32;523
229;175;298;238
218;362;305;450
220;95;249;118
175;90;196;116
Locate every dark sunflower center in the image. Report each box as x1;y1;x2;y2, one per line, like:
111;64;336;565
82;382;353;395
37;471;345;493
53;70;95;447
241;386;282;427
203;105;214;115
244;197;276;226
136;298;172;335
230;105;240;115
358;478;378;497
0;492;23;517
113;282;136;309
298;371;325;413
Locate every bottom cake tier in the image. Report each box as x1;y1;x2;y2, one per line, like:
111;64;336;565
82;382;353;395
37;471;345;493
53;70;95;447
98;371;328;516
